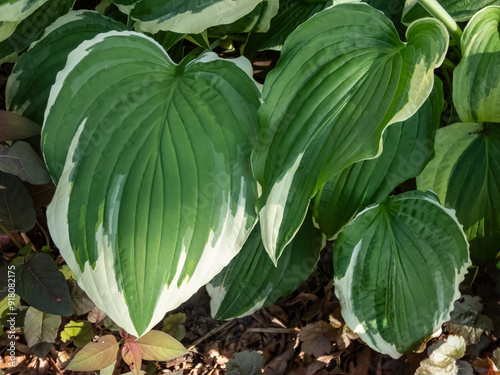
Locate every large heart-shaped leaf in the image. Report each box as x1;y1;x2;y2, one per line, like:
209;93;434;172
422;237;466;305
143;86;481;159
117;0;264;34
43;32;260;336
333;190;470;358
207;211;323;320
312;78;443;238
417;123;500;264
0;141;50;184
402;0;500;24
252;3;448;263
6;10;126;125
453;6;500;123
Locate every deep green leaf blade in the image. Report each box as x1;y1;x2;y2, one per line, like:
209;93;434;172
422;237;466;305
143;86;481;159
0;0;75;63
0;141;50;184
253;3;448;262
121;0;264;34
402;0;500;24
417;123;500;264
6;10;126;125
453;6;500;123
333;190;470;358
15;253;72;316
43;32;259;336
0;171;35;233
312;78;443;238
207;211;323;320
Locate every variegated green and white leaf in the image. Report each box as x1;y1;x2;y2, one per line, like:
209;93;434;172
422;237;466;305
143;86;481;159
312;78;443;239
0;0;49;22
209;0;279;36
43;32;260;336
402;0;500;24
244;0;330;56
207;211;323;320
453;6;500;123
417;123;500;264
253;3;448;263
6;10;126;124
333;190;470;358
119;0;264;34
0;0;75;64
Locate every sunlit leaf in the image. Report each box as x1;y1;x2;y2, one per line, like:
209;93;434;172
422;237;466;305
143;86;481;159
66;335;119;371
135;330;186;361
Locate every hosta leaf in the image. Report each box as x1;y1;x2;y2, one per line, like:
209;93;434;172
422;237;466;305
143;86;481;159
6;10;126;124
0;21;19;42
207;211;323;320
0;0;49;22
120;0;264;34
333;191;470;358
0;171;35;233
0;110;40;141
253;3;448;263
135;330;186;361
66;335;119;371
209;0;279;36
244;0;330;56
453;6;500;123
0;141;50;184
312;78;443;238
417;123;500;264
0;0;75;64
403;0;500;24
15;253;72;316
43;32;259;336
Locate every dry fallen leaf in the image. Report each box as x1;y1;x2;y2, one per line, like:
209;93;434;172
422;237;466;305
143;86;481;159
299;321;337;357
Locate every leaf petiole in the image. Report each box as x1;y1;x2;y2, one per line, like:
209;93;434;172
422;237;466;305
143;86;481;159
416;0;462;45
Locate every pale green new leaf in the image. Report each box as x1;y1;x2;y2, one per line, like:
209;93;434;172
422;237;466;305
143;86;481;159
42;32;259;336
0;0;75;64
135;330;186;361
453;6;500;123
417;123;500;264
312;78;443;238
6;10;126;124
120;0;264;34
333;191;470;358
66;335;119;371
0;21;18;42
403;0;500;24
207;211;323;320
253;3;448;263
0;0;49;22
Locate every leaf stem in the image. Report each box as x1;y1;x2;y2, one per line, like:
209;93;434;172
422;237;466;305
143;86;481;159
416;0;462;45
0;221;23;249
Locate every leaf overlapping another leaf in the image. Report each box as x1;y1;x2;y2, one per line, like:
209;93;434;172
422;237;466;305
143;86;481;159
253;2;449;263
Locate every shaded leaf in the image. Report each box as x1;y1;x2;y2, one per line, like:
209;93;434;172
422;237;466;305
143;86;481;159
161;313;186;341
299;321;337;357
68;279;95;315
444;295;493;344
0;141;50;184
60;320;94;347
0;171;35;234
15;253;72;316
88;306;107;324
23;307;60;350
135;330;186;361
334;191;470;358
66;335;119;371
0;110;40;141
226;351;264;375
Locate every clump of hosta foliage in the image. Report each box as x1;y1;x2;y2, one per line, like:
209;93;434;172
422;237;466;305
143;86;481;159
1;0;499;370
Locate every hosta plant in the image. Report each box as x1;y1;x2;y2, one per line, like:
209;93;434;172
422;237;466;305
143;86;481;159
3;0;499;363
